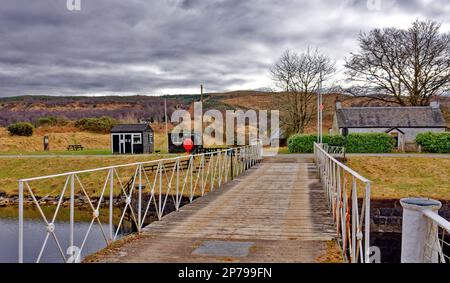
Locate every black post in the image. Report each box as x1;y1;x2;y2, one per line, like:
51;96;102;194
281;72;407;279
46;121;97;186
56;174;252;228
43;136;49;151
230;149;234;181
342;128;349;163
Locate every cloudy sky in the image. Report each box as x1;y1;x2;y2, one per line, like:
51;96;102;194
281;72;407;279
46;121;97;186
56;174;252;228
0;0;449;97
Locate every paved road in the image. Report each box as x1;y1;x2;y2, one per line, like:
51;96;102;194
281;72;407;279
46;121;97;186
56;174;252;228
87;156;337;263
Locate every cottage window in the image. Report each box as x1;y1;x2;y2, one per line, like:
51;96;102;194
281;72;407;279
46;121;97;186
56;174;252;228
133;134;142;144
148;133;154;144
172;133;184;145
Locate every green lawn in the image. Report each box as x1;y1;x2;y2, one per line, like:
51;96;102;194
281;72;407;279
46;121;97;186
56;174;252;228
347;157;450;200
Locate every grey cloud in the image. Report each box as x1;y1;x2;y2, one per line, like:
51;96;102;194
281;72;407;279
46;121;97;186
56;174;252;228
0;0;449;97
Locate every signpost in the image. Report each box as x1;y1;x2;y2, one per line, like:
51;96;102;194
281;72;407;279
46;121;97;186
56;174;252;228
183;138;194;154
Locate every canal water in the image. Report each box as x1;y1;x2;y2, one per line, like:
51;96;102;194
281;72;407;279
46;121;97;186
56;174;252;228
0;206;135;263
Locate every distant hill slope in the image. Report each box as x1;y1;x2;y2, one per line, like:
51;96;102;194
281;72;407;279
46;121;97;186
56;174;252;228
0;95;199;126
0;91;448;131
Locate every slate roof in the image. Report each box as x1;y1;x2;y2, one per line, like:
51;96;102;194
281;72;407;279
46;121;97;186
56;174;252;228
110;124;152;133
335;106;447;128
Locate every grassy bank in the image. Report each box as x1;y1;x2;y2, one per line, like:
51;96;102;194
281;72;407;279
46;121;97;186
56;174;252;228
0;155;174;197
0;149;112;156
347;157;450;200
0;126;169;154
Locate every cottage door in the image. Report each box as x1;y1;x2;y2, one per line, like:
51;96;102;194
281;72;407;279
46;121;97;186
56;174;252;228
119;134;125;154
124;134;133;154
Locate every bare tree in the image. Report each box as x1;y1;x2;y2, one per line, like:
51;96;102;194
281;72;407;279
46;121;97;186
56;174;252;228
345;20;450;106
271;48;335;134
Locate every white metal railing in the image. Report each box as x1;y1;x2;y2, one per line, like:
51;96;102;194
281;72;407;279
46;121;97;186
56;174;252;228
18;144;262;263
322;144;345;157
423;210;450;263
314;143;371;263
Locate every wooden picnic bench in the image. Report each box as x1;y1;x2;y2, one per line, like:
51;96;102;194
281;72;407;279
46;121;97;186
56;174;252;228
67;144;84;151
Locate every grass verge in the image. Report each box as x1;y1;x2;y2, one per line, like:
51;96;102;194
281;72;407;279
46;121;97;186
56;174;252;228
347;157;450;200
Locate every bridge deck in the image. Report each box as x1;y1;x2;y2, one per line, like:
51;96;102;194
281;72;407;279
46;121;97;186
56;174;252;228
88;156;338;263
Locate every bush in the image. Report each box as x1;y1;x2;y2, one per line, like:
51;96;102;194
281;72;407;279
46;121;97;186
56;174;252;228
416;132;450;153
7;122;34;136
288;134;344;153
288;133;395;153
37;116;58;127
75;116;118;133
345;133;396;153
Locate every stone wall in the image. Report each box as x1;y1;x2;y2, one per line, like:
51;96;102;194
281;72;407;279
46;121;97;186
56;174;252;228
369;199;450;262
370;199;450;233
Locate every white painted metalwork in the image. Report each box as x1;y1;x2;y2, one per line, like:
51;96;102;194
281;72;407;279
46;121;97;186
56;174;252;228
314;143;371;263
17;145;262;263
322;144;345;157
422;210;450;263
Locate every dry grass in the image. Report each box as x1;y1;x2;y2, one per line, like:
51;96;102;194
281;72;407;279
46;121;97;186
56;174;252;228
0;153;225;199
347;157;450;200
0;126;170;153
0;155;169;197
316;240;344;263
0;127;110;152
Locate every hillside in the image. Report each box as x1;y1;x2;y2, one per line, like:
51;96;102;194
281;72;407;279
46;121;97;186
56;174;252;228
0;91;449;132
0;95;199;127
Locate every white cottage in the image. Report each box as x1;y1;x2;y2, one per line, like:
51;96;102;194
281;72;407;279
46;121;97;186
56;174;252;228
332;102;447;151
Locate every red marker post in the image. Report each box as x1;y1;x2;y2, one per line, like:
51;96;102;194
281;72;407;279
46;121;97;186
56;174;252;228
183;138;194;154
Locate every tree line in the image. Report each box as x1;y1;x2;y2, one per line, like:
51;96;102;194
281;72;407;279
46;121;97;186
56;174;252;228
271;19;450;135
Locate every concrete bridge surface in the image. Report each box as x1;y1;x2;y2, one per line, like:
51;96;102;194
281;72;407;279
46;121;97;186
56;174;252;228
87;156;338;263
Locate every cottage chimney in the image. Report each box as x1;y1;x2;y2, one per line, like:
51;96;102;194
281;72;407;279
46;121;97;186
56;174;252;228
430;101;440;109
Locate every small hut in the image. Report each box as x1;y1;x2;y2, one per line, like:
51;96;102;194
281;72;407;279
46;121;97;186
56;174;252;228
110;124;154;154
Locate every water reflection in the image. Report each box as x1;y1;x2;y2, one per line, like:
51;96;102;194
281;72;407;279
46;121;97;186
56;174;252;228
0;206;135;263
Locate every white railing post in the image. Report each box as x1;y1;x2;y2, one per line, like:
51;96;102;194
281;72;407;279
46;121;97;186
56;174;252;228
18;181;24;263
109;168;114;242
364;182;371;263
176;159;180;209
70;174;75;255
158;162;163;219
400;198;442;263
138;164;142;228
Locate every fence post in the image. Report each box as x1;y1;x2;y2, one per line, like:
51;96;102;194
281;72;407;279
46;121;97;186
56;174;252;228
70;174;75;254
109;169;114;242
400;198;442;263
18;181;24;263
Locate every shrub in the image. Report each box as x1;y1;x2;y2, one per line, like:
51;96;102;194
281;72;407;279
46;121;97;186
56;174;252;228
416;132;450;153
37;116;58;127
345;133;395;153
288;133;395;153
288;134;344;153
7;122;34;136
75;116;118;133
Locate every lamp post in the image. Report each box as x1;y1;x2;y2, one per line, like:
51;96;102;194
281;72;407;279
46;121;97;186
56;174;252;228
317;72;324;144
